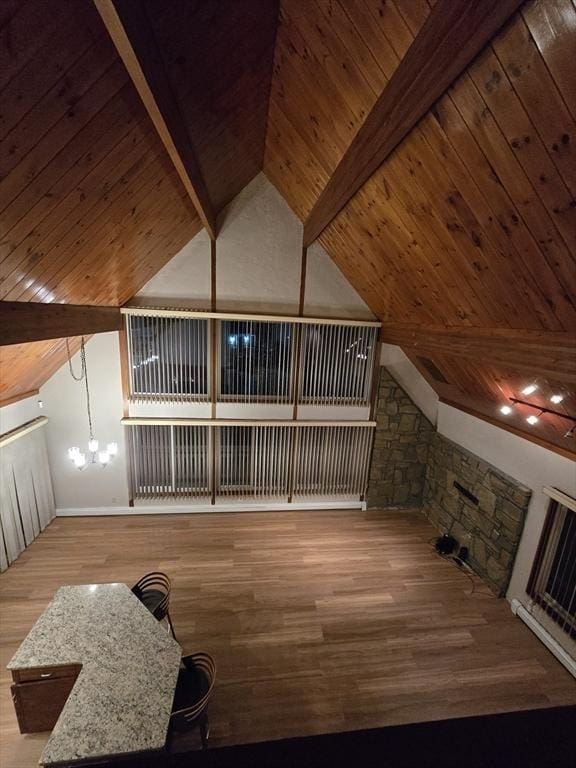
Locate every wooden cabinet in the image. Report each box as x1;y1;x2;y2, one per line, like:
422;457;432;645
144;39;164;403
10;665;81;733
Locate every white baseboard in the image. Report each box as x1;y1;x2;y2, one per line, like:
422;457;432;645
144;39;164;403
56;500;367;516
511;599;575;678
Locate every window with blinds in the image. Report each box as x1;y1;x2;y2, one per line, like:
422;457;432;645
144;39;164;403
292;425;373;499
123;309;379;508
217;425;293;499
126;422;374;503
124;310;379;408
128;424;210;499
300;324;378;406
219;320;294;403
126;314;209;402
528;498;576;640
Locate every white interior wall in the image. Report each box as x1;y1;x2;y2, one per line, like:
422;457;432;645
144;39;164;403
215;175;301;314
304;243;375;320
134;173;373;318
0;394;42;434
40;333;129;509
131;230;212;309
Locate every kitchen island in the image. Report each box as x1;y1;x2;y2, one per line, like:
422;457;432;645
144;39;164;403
7;583;181;766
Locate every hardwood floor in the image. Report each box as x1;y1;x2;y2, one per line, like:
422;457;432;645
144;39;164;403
1;509;574;767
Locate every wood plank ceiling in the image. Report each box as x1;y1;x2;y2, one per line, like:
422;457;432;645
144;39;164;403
0;0;574;456
264;0;576;455
0;0;277;403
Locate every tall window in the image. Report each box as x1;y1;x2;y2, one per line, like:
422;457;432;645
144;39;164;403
125;311;379;407
528;498;576;639
300;324;377;405
219;320;294;403
127;315;209;401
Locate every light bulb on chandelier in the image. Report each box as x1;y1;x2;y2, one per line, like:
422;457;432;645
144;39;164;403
65;337;119;470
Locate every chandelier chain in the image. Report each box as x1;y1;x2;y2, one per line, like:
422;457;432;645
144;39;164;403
66;337;94;441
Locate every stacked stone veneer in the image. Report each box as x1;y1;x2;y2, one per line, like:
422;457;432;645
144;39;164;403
424;433;531;596
367;368;434;508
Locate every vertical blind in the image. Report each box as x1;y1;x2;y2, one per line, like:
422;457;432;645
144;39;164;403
219;320;294;403
300;324;378;405
528;499;576;640
217;425;293;499
123;309;379;509
0;418;55;572
126;422;374;503
124;309;379;407
126;314;209;402
292;425;373;499
128;424;210;499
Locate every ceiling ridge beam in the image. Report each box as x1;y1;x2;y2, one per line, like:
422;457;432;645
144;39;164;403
0;302;122;346
302;0;525;247
93;0;217;239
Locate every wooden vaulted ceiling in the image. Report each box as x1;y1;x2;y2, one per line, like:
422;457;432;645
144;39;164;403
0;0;277;401
1;0;575;456
264;0;576;456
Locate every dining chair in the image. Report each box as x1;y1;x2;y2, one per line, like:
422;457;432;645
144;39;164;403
131;571;177;640
167;652;217;754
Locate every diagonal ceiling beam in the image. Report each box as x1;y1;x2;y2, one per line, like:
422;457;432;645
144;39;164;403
381;324;576;383
93;0;217;239
0;302;122;346
303;0;525;247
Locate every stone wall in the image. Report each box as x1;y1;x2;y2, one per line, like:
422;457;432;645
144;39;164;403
424;433;532;596
367;368;434;508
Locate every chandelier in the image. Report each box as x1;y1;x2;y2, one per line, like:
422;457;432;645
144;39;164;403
66;337;118;469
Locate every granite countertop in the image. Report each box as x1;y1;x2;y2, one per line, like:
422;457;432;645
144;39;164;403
8;583;181;766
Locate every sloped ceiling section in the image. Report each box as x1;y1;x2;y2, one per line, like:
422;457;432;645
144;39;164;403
1;0;574;456
0;0;279;403
264;0;576;455
141;0;279;213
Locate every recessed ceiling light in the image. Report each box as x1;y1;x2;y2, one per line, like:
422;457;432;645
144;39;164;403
522;384;538;395
526;415;539;425
550;394;564;404
500;405;512;415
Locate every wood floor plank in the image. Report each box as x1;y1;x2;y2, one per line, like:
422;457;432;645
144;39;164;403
0;509;574;767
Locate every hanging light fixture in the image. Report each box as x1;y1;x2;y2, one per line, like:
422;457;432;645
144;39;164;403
66;337;118;470
498;390;575;437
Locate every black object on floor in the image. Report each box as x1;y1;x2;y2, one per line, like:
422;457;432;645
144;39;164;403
173;705;576;768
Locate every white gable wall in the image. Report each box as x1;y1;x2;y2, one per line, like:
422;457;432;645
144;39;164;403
135;174;374;318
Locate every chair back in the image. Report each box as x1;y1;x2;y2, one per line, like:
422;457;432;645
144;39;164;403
171;652;217;729
132;571;171;621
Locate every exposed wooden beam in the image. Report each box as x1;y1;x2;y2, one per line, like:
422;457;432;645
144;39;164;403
381;324;576;383
302;0;525;246
93;0;217;239
0;302;122;346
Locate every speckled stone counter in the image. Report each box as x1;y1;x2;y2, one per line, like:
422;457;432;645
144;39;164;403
8;583;181;766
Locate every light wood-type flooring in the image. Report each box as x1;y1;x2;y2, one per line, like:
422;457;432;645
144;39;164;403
1;509;574;767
